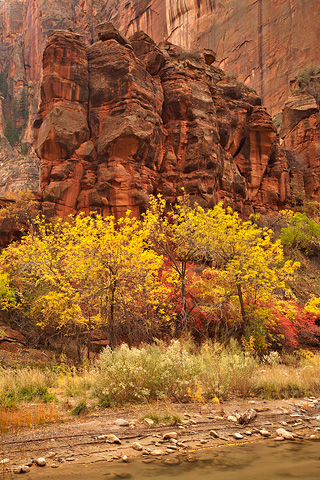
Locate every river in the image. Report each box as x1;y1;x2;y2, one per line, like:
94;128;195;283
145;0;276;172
26;439;320;480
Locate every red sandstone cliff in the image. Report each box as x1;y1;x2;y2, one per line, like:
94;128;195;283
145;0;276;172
105;0;320;117
34;26;289;218
0;0;319;210
281;69;320;201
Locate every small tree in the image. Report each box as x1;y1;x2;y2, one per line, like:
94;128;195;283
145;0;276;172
144;196;298;338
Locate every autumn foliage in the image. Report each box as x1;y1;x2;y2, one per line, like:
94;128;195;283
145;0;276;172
0;193;319;355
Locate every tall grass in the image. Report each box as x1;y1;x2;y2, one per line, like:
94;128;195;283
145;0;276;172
254;355;320;398
0;367;57;408
0;404;61;433
0;342;319;416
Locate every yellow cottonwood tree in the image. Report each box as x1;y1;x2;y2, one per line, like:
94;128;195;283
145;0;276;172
1;213;168;352
194;203;299;334
64;213;169;348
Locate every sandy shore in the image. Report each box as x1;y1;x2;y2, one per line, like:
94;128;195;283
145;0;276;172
2;396;320;478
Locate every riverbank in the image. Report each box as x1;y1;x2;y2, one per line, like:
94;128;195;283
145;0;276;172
2;396;320;477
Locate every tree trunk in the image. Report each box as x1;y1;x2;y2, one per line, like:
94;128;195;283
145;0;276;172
87;317;91;360
236;283;247;333
126;315;133;349
109;282;116;349
181;261;188;330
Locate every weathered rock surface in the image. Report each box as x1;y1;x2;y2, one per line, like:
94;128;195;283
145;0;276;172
281;93;320;200
105;0;320;116
0;137;39;195
0;0;318;200
34;27;290;217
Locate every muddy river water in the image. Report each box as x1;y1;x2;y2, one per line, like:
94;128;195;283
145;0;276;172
28;439;320;480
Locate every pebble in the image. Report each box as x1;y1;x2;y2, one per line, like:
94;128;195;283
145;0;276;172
36;457;46;466
151;449;164;456
14;465;31;474
276;428;294;440
115;419;130;427
274;437;284;441
310;434;316;439
122;455;128;463
144;418;154;426
227;415;238;422
0;459;10;465
46;452;56;458
238;409;257;425
167;445;177;450
200;439;208;444
245;431;252;435
162;457;180;465
234;433;243;439
259;429;271;437
51;464;59;468
209;430;219;438
132;442;143;451
107;434;122;444
163;432;178;440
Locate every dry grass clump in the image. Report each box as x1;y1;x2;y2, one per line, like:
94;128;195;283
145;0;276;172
254;352;320;398
0;404;61;433
0;343;319;421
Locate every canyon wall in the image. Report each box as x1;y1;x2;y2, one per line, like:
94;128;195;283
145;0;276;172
105;0;320;116
34;26;289;218
0;0;319;208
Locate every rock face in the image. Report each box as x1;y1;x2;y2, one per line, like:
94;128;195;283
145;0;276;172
0;0;319;199
281;92;320;200
34;27;289;217
105;0;320;116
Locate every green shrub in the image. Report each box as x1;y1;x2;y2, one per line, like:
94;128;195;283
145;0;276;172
21;142;28;156
280;212;320;255
0;72;8;97
70;400;89;416
91;340;258;406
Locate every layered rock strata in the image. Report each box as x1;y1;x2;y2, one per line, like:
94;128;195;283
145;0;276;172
34;26;289;218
